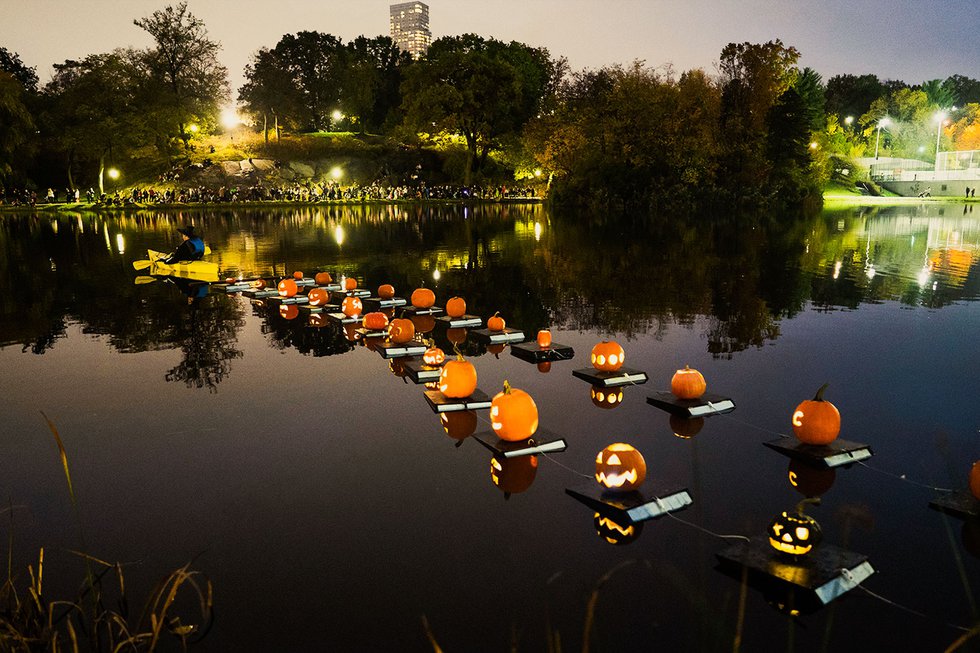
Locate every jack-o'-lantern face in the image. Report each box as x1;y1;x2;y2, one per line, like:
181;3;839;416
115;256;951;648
341;296;362;318
490;455;538;495
768;499;822;557
590;386;624;409
591;341;625;372
593;512;643;545
250;279;267;290
278;304;299;320
595;443;646;492
423;346;446;366
277;279;298;298
308;288;330;306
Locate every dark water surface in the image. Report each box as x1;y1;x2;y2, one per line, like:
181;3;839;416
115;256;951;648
1;203;978;651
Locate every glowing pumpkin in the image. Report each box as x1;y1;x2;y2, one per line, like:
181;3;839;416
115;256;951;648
250;279;267;290
362;312;389;330
439;355;477;398
411;287;435;309
277;279;298;298
595;443;646;492
292;270;304;280
590;386;624;410
308;288;330;306
768;498;822;557
669;415;704;439
594;513;643;546
537;361;551;374
792;383;841;445
788;459;836;498
446;328;467;345
341;296;362;318
423;346;446;366
343;277;357;291
671;365;706;400
591;341;625;372
441;411;477;441
487;312;506;332
279;304;299;320
378;284;395;299
446;297;467;318
970;460;980;501
388;318;415;344
490;381;539;442
411;314;436;334
537;330;552;348
490;455;538;495
314;271;332;285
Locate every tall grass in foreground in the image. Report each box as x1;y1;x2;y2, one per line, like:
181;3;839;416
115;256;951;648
0;414;213;652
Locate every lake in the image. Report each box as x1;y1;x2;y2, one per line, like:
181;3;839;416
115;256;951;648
0;201;978;652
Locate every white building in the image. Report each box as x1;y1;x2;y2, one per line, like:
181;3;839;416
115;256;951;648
390;2;431;59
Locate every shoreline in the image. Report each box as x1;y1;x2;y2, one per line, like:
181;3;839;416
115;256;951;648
0;197;546;213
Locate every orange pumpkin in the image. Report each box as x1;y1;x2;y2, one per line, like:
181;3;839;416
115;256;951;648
537;330;552;348
292;270;304;280
537;361;551;373
251;279;267;290
378;284;395;299
341;296;362;318
362;312;389;330
671;365;706;399
411;287;436;309
411;314;436;334
314;271;332;285
490;381;539;442
590;386;623;410
490;454;538;495
446;297;467;318
279;304;299;320
792;384;841;445
446;328;467;345
487;312;506;332
970;460;980;501
669;415;704;439
277;279;298;298
308;288;330;306
343;277;357;291
439;355;478;398
591;341;625;372
441;411;477;441
423;346;446;366
388;318;415;344
595;443;646;492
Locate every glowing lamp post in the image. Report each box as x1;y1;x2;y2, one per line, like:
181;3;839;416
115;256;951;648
874;117;890;160
934;111;948;170
331;109;343;131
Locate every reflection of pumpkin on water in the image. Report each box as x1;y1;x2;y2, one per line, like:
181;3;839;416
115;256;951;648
669;414;704;439
490;454;538;497
593;512;643;545
278;304;299;320
788;459;836;497
441;411;477;444
928;247;975;287
590;386;623;410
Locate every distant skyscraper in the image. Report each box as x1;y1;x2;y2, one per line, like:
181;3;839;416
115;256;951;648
390;2;431;59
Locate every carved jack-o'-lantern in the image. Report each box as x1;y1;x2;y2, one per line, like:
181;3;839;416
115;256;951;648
411;314;436;334
279;304;299;320
314;271;332;285
446;297;467;318
792;384;841;445
277;279;298;298
669;415;704;439
250;279;267;290
788;459;837;498
388;318;415;344
341;296;362;318
537;330;552;348
441;410;477;441
671;365;706;399
308;288;330;306
490;454;538;495
593;512;643;545
768;498;822;557
378;284;395;299
595;443;646;492
423;346;446;366
411;287;435;309
590;386;624;410
362;312;389;331
591;341;625;372
490;381;539;442
487;312;506;332
439;355;477;398
970;460;980;501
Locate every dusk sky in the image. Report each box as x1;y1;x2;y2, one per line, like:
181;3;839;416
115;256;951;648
3;0;978;96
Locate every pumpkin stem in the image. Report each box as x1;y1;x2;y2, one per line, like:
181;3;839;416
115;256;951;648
813;383;830;402
795;497;821;515
503;380;512;394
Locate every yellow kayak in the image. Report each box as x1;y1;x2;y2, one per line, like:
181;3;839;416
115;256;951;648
142;249;219;281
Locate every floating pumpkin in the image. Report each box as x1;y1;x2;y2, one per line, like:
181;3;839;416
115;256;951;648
343;277;357;291
388;318;415;344
411;314;436;334
441;411;477;441
537;330;552;348
591;341;625;372
594;513;643;546
788;459;837;498
537;361;551;374
279;304;299;320
490;381;539;442
671;365;706;400
792;384;841;445
308;288;330;306
411;287;435;309
970;460;980;501
341;296;362;318
277;279;298;298
446;296;467;318
292;270;304;280
669;415;704;439
487;312;506;332
490;455;538;495
251;279;267;290
423;346;446;366
439;355;477;398
314;271;332;285
362;311;389;331
590;386;624;410
595;443;646;492
768;498;822;557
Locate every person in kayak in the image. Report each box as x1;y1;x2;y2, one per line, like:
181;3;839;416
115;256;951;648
164;226;206;263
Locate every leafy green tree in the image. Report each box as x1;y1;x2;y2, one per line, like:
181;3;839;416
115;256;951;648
0;47;38;93
766;87;820;201
0;71;34;186
794;67;826;130
239;47;304;142
342;36;413;133
825;74;884;123
919;78;958;108
944;75;980;105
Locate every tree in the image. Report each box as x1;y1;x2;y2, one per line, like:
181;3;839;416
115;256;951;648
0;71;34;186
948;103;980;150
239;48;303;143
944;75;980;105
825;74;884;123
0;47;38;93
134;2;228;151
919;78;958;108
794;67;826;130
342;36;412;133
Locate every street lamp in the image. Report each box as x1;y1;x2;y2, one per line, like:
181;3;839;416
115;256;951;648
844;115;854;128
331;109;343;131
874;117;890;159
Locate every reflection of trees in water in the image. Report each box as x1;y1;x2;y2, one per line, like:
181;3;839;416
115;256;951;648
164;296;245;392
255;303;355;357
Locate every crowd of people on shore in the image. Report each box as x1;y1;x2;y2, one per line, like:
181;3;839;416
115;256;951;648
0;181;540;207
